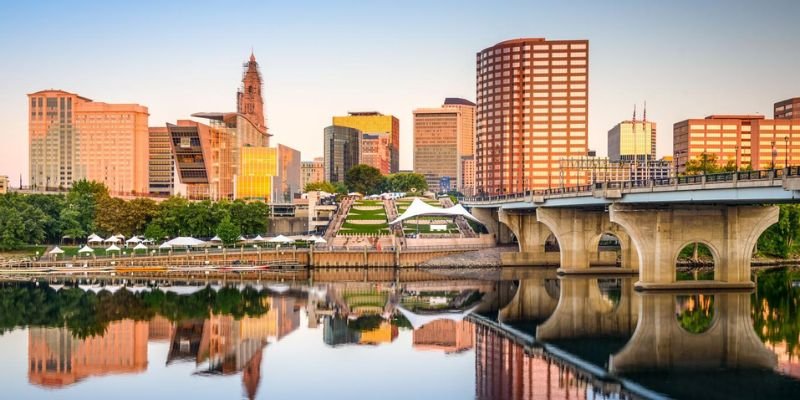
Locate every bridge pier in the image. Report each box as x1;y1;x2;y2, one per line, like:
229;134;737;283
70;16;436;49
497;268;560;325
609;204;778;289
535;208;639;272
536;276;637;341
610;291;776;372
497;210;559;266
471;207;514;245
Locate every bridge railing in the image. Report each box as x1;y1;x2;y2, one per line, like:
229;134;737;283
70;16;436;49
461;166;794;204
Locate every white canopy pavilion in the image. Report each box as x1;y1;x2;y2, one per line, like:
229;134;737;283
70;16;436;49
395;304;480;330
133;243;148;251
268;235;292;244
126;236;142;244
387;198;483;225
78;245;94;254
164;237;206;247
209;235;222;242
49;247;65;256
252;235;267;242
106;244;121;252
158;243;173;250
87;233;103;243
104;236;121;244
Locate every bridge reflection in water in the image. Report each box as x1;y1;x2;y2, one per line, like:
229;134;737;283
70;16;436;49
7;267;800;399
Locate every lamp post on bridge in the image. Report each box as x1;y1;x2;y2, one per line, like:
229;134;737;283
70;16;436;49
771;141;777;170
785;136;789;168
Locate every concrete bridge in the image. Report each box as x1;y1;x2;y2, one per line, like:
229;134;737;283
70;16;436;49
464;168;800;289
610;291;776;372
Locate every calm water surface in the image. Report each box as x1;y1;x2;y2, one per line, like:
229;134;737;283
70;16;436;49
1;267;799;399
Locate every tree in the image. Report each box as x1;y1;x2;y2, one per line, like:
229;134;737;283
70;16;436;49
758;204;800;258
216;216;241;245
345;164;385;194
304;181;336;193
144;222;168;242
66;180;110;235
685;153;723;175
382;173;428;193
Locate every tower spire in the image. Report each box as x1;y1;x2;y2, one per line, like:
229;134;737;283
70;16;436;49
237;51;267;135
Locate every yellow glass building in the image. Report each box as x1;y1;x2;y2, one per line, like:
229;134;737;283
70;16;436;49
236;147;277;200
608;121;656;161
333;112;399;173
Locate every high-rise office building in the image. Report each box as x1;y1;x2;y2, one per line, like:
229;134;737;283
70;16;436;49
332;112;399;173
28;90;149;194
148;127;174;196
237;52;267;133
475;38;589;194
608;121;656;161
360;133;391;176
323;125;361;184
775;97;800;120
673;113;800;173
413;99;476;192
300;157;324;190
276;144;301;202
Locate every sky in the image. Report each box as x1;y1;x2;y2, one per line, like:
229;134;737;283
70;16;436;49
1;0;799;184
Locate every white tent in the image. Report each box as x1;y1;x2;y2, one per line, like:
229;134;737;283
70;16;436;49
133;243;148;251
49;246;65;255
106;244;121;252
164;237;206;247
237;235;246;242
126;237;142;244
395;305;480;330
388;198;483;225
158;243;173;250
314;237;327;244
268;234;292;243
87;233;102;242
78;245;94;253
104;236;121;243
142;238;154;244
209;235;222;242
252;235;266;242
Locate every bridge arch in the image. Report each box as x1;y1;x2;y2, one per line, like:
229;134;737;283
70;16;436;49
588;230;639;270
673;239;720;280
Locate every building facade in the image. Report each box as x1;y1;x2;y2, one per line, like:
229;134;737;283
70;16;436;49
300;157;324;190
674;113;800;173
775;97;800;120
323;125;361;184
475;38;589;194
148;127;174;196
0;175;8;194
237;146;278;201
360;133;391;175
276;144;301;202
332;112;399;173
28;90;149;194
608;120;656;161
413;98;476;193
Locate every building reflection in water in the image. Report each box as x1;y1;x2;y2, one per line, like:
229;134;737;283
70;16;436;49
413;320;474;354
475;324;589;400
28;320;149;388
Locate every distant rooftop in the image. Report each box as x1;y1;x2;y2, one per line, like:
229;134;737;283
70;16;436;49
705;114;765;120
347;111;383;116
444;98;476;107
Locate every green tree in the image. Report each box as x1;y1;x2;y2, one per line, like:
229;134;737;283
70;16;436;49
216;215;241;245
151;196;189;237
144;222;168;242
685;153;723;175
382;173;428;193
758;204;800;258
66;180;110;235
59;207;85;241
304;181;337;193
345;164;385;194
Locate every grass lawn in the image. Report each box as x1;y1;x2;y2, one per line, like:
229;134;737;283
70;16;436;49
0;246;48;259
340;223;391;235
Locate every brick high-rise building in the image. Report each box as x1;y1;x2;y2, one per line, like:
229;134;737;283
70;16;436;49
333;112;399;173
775;97;800;120
28;90;149;194
413;98;476;193
360;133;391;175
475;38;589;194
237;52;267;133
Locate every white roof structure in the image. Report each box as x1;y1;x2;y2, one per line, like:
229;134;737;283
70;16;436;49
106;244;121;252
126;236;142;244
388;198;483;225
396;305;480;330
159;243;173;250
133;243;148;251
87;233;102;242
49;246;65;255
209;235;222;242
78;245;94;253
314;237;327;244
164;237;206;247
268;234;292;243
104;236;121;243
252;235;266;242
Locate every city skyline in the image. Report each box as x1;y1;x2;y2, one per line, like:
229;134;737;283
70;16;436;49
2;1;799;184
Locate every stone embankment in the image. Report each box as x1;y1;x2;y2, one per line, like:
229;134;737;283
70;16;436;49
419;246;517;268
